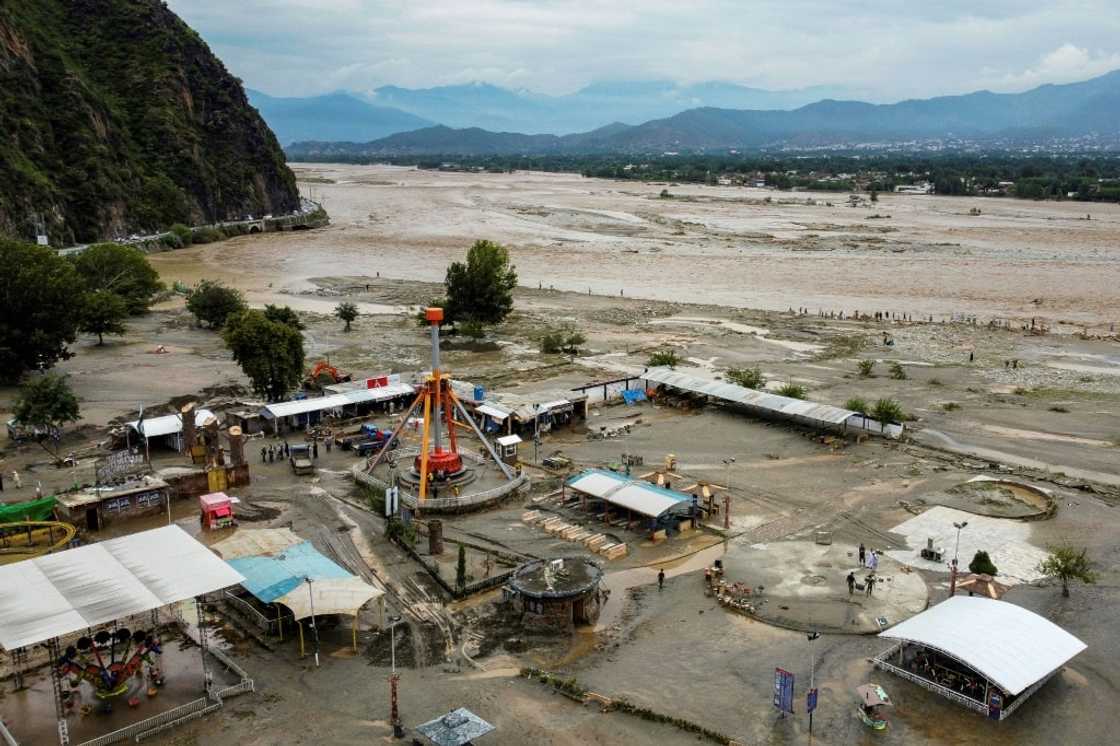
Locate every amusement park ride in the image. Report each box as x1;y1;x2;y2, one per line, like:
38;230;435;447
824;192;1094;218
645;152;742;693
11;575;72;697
362;308;518;509
57;628;164;709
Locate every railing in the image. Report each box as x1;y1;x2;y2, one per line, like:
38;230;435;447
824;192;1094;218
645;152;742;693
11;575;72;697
76;698;211;746
223;590;276;633
353;464;530;512
133;702;222;742
215;679;255;699
871;646;988;716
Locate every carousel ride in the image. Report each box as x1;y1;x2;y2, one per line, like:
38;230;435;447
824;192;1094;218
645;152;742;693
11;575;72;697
57;628;164;710
356;307;529;512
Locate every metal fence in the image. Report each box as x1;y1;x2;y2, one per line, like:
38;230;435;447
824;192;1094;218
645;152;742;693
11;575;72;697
133;702;222;742
223;589;276;633
355;466;530;512
871;645;988;716
76;698;211;746
0;719;19;746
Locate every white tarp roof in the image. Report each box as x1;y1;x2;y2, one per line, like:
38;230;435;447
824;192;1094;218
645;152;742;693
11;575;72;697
128;409;215;438
495;435;522;447
339;382;414;405
878;596;1086;695
567;469;691;519
476;403;510;421
0;525;245;650
262;383;414;419
210;528;304;560
274;576;383;621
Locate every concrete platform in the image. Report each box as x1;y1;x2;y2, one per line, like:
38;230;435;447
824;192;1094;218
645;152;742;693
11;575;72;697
718;539;929;634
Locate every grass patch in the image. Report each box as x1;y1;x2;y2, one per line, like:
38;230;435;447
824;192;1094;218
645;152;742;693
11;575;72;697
942;402;961;411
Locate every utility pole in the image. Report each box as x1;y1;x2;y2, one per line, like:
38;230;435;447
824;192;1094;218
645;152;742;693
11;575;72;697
305;577;320;667
387;615;404;738
721;457;735;529
807;630;820;733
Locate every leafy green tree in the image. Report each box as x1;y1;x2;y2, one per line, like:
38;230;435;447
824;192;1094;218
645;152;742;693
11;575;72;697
777;382;807;399
647;349;680;368
562;330;586;355
70;243;163;314
727;366;765;389
444;240;518;325
456;544;468;591
81;290;128;345
263;304;304;330
169;223;193;247
222;310;305;401
335;301;359;332
0;239;83;381
186;280;246;329
968;550;998;576
845;397;869;414
540;330;565;354
13;373;80;448
871;398;905;429
1037;544;1097;597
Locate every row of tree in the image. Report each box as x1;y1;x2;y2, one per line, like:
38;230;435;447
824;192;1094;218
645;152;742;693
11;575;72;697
1;239;164;383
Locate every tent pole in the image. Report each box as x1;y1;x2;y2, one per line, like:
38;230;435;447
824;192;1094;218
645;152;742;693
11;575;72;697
277;607;283;641
299;621;305;657
352;616;357;651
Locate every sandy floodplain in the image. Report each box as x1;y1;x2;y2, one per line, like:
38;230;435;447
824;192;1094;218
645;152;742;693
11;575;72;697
152;164;1120;330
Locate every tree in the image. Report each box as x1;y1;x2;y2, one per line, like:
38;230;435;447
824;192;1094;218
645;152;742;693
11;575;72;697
186;280;246;329
0;239;83;382
845;397;869;415
222;310;305;401
647;349;680;368
456;544;468;591
335;302;359;332
1037;544;1097;597
871;398;905;429
13;374;80;456
70;243;163;314
968;550;998;576
562;330;586;355
264;304;304;330
444;240;518;325
81;290;128;345
727;366;765;389
541;326;585;355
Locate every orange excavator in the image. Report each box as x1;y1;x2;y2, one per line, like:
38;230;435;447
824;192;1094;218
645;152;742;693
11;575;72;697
304;360;352;390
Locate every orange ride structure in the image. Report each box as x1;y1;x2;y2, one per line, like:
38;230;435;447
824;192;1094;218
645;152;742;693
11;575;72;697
359;307;528;513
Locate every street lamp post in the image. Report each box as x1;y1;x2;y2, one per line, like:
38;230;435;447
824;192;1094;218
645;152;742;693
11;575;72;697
721;457;735;529
387;615;404;738
949;521;968;597
807;630;820;733
305;577;320;667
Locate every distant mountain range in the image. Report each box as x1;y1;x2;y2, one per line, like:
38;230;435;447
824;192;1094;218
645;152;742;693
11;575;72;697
247;89;433;145
284;70;1120;157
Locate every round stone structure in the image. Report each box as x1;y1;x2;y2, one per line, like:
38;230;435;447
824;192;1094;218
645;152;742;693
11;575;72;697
508;557;604;629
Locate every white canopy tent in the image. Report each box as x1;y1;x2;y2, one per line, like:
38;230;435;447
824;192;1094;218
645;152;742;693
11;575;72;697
0;525;245;651
567;469;692;519
275;577;384;622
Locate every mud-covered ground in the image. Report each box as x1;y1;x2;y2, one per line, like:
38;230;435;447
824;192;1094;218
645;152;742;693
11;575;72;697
2;167;1119;745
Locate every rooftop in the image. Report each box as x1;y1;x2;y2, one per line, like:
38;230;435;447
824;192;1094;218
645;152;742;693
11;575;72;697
509;557;603;598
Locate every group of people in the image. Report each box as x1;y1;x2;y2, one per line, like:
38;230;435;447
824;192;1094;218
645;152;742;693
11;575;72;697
847;543;881;597
1;470;44;498
909;650;985;701
259;438;328;464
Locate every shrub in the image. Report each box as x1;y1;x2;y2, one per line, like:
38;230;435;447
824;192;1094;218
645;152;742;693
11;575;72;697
169;223;193;246
159;232;183;249
1048;405;1070;413
871;398;905;426
191;226;225;244
968;550;998;576
889;361;908;380
540;331;565;354
727;366;765;389
857;360;875;377
647;349;680;368
186;279;246;329
942;402;960;411
929;378;943;386
845;397;869;415
777;382;807;399
1037;544;1097;597
459;319;485;339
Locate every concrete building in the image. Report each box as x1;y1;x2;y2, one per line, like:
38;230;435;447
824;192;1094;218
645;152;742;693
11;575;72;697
55;477;171;531
508;557;604;630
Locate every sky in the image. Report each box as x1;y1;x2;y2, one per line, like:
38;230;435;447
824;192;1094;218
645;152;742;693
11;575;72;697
166;0;1120;100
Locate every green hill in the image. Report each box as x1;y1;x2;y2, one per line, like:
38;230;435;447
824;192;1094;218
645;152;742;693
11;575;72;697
0;0;299;245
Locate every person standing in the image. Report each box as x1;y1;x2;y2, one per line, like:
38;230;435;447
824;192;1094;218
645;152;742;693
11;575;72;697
847;571;856;596
261;446;267;463
868;550;879;572
658;568;665;591
858;543;866;566
312;440;319;459
12;471;21;489
325;437;333;453
866;575;876;596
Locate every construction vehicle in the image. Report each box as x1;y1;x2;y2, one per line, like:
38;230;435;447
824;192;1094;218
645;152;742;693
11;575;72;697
304;360;352;391
289;443;314;475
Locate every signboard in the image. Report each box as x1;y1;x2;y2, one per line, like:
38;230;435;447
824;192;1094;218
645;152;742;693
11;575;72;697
96;450;143;484
367;375;390;389
987;691;1002;720
384;486;399;517
773;668;795;714
807;687;818;714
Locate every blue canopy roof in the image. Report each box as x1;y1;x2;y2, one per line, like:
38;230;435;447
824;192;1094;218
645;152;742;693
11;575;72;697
226;541;351;603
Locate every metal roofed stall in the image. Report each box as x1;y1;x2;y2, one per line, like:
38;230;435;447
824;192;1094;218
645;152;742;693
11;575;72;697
873;596;1087;719
567;468;694;528
127;408;216;439
0;525;245;651
641;367;902;438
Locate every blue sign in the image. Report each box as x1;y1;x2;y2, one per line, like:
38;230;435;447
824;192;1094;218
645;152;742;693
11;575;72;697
773;668;795;714
807;687;818;714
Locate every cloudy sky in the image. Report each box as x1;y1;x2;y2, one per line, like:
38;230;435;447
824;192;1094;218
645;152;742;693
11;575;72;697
167;0;1120;100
